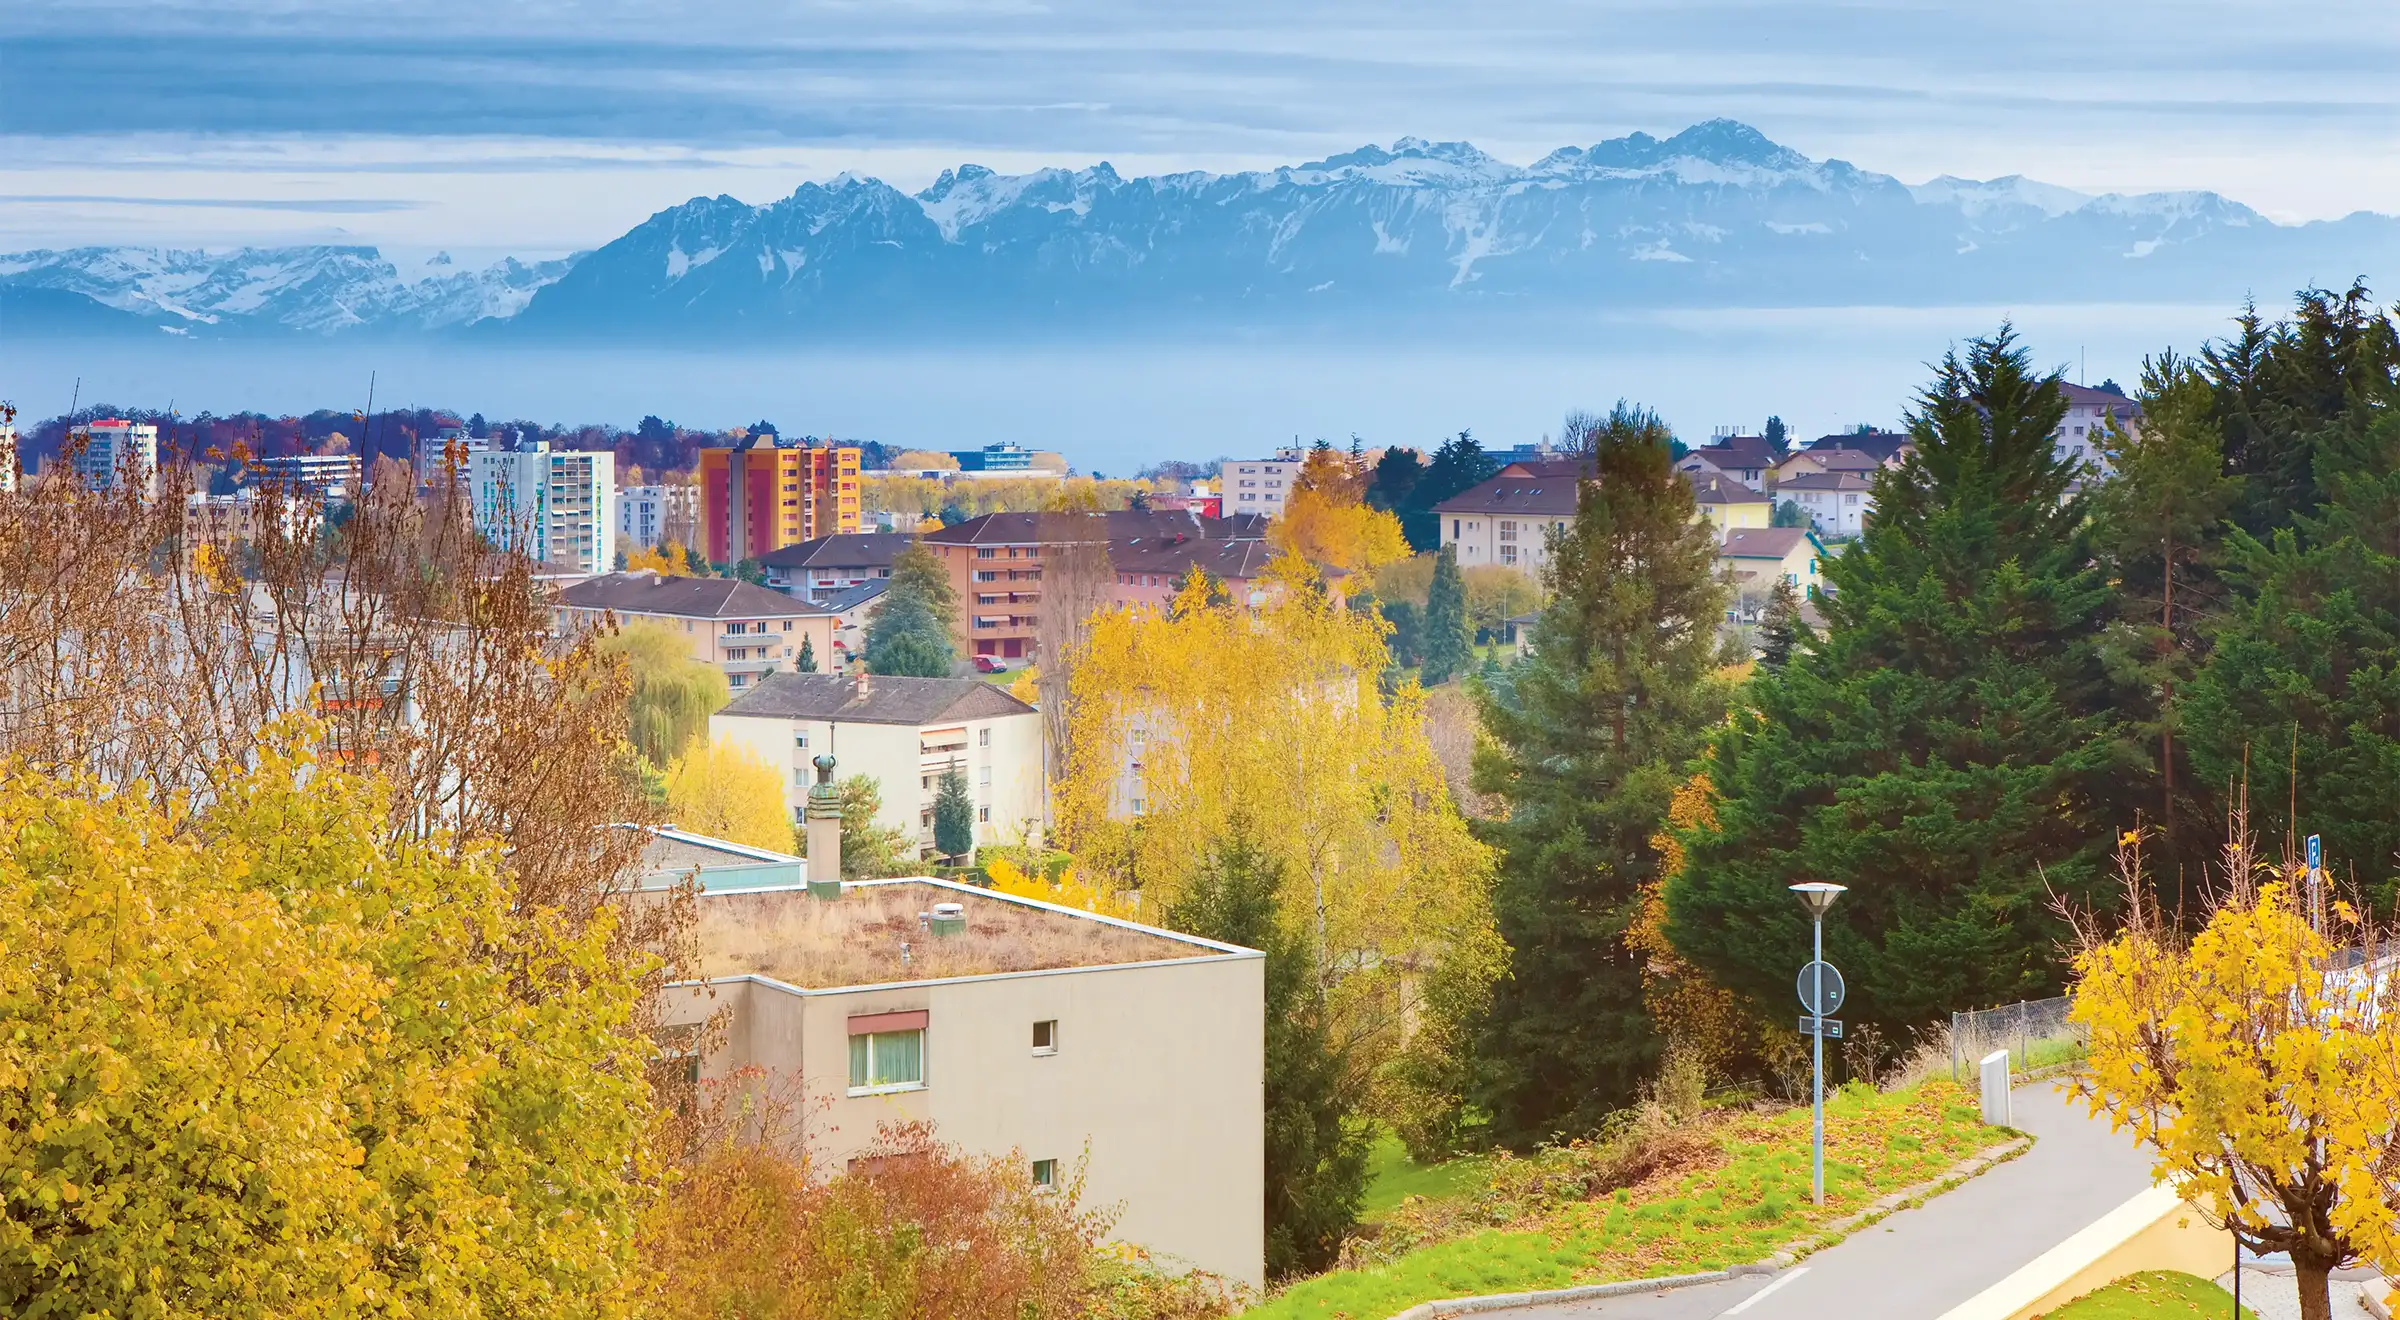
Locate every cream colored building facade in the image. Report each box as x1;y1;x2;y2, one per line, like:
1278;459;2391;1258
710;672;1046;851
554;571;840;693
658;879;1266;1285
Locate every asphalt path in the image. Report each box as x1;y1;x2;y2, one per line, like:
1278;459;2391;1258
1518;1080;2160;1320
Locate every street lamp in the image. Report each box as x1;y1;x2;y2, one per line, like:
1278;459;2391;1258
1791;882;1847;1207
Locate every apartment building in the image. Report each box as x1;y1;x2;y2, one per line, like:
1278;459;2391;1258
1674;433;1777;492
698;440;863;564
0;421;16;494
1687;471;1773;535
619;483;700;550
951;441;1034;472
656;875;1264;1284
250;452;363;501
553;571;838;691
1432;466;1578;580
2056;383;2143;478
709;671;1045;847
1717;526;1828;614
1217;447;1302;517
756;532;913;604
70;418;160;500
471;441;616;574
416;426;487;488
923;511;1267;661
1109;537;1284;612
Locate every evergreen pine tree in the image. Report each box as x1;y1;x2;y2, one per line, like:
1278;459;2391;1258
933;761;976;861
1764;414;1790;457
2089;352;2242;870
1470;406;1731;1146
1166;835;1368;1278
866;541;960;677
2183;294;2400;894
1666;329;2124;1038
1756;576;1806;670
795;634;817;673
1420;546;1471;685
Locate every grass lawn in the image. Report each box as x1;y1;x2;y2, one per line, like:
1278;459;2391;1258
2047;1270;2255;1318
1357;1130;1490;1221
1246;1080;2009;1320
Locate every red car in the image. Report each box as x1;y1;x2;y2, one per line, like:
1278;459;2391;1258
973;655;1006;674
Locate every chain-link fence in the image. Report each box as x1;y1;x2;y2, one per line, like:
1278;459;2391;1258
1949;995;2086;1084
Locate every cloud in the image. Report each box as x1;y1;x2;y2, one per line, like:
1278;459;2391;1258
0;194;425;212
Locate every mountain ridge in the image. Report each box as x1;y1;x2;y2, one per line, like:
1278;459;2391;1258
7;120;2393;342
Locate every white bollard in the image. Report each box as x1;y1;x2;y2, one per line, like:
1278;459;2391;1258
1979;1049;2013;1127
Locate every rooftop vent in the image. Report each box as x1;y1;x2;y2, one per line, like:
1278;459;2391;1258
930;901;966;937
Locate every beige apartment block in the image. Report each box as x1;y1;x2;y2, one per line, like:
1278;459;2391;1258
554;571;840;693
658;877;1266;1286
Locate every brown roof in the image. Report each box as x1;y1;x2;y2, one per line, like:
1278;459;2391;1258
2061;383;2144;417
1786;447;1886;473
1685;471;1770;504
1433;473;1582;517
1809;430;1911;462
754;532;915;570
923;509;1266;546
1110;537;1284;582
1720;527;1817;559
1691;435;1777;469
557;571;830;618
719;671;1036;726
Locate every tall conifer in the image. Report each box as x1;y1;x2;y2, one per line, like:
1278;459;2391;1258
1420;547;1471;685
1470;405;1731;1145
1667;330;2123;1036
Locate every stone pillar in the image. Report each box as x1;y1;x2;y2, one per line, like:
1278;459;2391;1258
804;752;842;894
1979;1049;2013;1127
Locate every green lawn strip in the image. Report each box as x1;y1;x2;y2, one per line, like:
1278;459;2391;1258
1359;1130;1491;1221
1246;1081;2006;1320
2045;1270;2256;1319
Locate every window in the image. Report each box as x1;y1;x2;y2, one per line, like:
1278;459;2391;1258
978;548;997;559
979;767;992;788
978;805;990;822
794;731;810;749
1032;1159;1058;1191
844;1022;916;1099
1451;518;1460;539
1845;494;1860;506
783;620;794;631
1498;520;1517;542
978;728;991;748
1033;1019;1058;1053
1500;545;1518;565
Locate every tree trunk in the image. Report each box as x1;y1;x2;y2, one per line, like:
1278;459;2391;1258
2294;1259;2333;1320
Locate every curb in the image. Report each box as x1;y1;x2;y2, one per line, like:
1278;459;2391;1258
1387;1133;2035;1318
1388;1271;1732;1319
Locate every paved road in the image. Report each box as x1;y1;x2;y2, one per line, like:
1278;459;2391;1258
1519;1080;2159;1320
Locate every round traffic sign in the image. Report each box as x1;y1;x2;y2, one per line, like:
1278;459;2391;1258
1797;961;1846;1017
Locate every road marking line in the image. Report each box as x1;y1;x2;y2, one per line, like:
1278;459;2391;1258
1719;1267;1808;1315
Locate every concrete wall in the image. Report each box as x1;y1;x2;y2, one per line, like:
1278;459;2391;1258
709;707;1045;850
1934;1186;2235;1320
658;929;1267;1285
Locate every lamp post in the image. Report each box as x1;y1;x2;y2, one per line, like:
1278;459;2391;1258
1791;881;1847;1207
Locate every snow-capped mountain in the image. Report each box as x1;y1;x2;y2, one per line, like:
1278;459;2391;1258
0;245;575;336
8;120;2394;342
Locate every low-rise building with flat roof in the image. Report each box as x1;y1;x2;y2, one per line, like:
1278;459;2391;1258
659;876;1265;1285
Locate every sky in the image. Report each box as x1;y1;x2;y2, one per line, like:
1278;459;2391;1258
7;0;2400;266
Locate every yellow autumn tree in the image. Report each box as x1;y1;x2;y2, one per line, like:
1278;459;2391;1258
665;739;793;852
1056;558;1498;1097
625;540;686;574
1631;771;1758;1072
1266;444;1407;574
0;730;657;1318
2070;828;2400;1320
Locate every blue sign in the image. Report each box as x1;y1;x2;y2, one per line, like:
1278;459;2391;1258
2307;834;2322;873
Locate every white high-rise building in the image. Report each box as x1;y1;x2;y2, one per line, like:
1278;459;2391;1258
1217;445;1303;517
470;441;616;574
0;422;17;494
417;426;488;489
618;483;698;550
72;419;160;500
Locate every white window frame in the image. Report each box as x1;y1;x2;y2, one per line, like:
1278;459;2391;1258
1033;1019;1058;1055
1031;1158;1059;1192
846;1028;927;1096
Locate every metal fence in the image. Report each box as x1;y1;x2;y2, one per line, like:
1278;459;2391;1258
1949;995;2086;1084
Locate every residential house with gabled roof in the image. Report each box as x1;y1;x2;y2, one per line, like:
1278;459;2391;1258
1807;430;1912;464
1773;445;1898;487
553;571;840;691
1109;537;1293;611
755;532;915;605
1777;471;1877;537
709;670;1046;851
1676;434;1778;491
1687;471;1772;536
1717;526;1830;617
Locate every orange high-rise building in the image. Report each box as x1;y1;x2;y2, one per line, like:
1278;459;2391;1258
698;441;863;564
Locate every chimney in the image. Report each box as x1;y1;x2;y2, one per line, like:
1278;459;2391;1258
804;752;842;896
854;662;871;700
